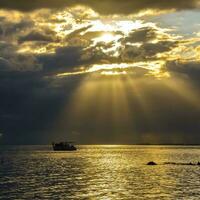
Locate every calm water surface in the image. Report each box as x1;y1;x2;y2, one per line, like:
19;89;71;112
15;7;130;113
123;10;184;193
0;145;200;199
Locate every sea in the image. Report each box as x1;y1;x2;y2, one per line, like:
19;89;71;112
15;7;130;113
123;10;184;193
0;145;200;199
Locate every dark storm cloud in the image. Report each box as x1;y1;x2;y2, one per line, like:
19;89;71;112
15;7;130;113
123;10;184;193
65;25;93;47
0;70;83;144
1;2;200;145
141;41;177;56
0;42;42;72
122;27;156;44
39;46;84;73
166;60;200;81
19;30;55;43
1;60;200;144
0;57;12;71
0;25;115;74
0;18;33;37
0;13;179;74
119;27;178;61
120;41;177;61
39;44;114;74
120;45;143;61
1;72;200;144
0;0;199;14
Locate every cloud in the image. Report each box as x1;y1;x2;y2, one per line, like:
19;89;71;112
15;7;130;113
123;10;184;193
122;27;156;43
118;26;178;62
0;42;42;72
0;68;82;144
39;46;84;73
0;57;12;71
165;60;200;81
141;41;177;56
0;17;33;39
19;30;55;43
120;41;177;62
65;25;93;47
0;0;199;14
0;69;200;144
0;1;200;145
0;7;185;76
38;43;115;74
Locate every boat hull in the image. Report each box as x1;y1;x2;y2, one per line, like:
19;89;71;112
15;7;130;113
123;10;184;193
53;146;77;151
52;142;77;151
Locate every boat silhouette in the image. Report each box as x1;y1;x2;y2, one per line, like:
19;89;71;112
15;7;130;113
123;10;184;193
52;141;77;151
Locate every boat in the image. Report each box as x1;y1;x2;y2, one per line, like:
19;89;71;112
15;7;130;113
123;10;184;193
52;141;77;151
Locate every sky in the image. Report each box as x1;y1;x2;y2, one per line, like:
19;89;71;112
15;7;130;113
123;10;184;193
0;0;200;144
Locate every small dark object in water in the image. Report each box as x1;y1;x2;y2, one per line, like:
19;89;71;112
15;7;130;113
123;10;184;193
52;141;77;151
147;161;157;165
164;162;197;166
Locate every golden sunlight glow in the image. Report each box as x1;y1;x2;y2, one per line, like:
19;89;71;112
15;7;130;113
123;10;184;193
116;20;144;33
0;10;23;22
88;63;131;72
56;70;88;77
56;61;168;78
87;20;144;34
64;75;134;136
5;6;194;81
100;71;127;76
2;2;200;153
134;9;176;18
88;61;165;74
94;33;115;43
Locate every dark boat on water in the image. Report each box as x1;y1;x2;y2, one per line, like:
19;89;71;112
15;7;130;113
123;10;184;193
52;142;77;151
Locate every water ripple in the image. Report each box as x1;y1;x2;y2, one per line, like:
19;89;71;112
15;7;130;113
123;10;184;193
0;145;200;199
